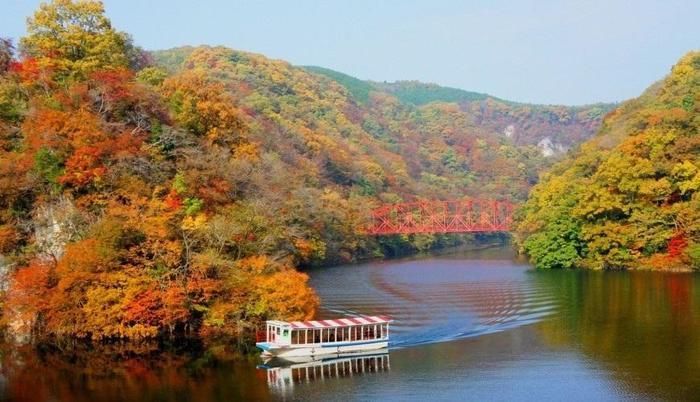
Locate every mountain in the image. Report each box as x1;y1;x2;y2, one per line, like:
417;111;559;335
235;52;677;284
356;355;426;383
371;80;495;105
0;0;623;343
301;66;374;104
302;67;616;156
0;34;558;341
515;51;700;270
152;46;550;203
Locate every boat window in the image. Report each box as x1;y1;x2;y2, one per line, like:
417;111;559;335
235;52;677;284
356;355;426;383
314;329;321;343
291;330;298;344
276;327;281;335
283;329;289;337
330;328;336;342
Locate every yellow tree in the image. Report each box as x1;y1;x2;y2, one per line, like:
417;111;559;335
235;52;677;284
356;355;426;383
20;0;130;80
161;70;247;144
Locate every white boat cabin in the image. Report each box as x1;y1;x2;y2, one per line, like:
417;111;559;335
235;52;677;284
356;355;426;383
257;316;392;358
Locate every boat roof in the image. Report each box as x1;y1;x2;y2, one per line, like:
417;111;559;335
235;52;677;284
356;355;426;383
290;316;392;329
268;315;392;329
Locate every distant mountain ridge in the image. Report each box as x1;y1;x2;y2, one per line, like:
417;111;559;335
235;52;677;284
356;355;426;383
371;80;498;105
300;65;616;155
153;51;613;156
301;66;375;104
151;45;549;204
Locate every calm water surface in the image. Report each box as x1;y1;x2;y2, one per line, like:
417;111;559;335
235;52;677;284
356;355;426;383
2;246;700;401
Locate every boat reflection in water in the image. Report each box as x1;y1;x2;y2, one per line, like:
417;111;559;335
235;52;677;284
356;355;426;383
258;350;390;393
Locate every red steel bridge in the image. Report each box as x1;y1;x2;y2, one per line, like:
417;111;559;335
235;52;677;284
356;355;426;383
365;199;515;235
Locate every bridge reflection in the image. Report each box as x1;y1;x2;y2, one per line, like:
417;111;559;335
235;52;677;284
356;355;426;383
259;351;390;393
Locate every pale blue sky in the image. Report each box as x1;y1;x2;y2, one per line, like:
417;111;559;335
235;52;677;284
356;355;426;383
3;0;699;105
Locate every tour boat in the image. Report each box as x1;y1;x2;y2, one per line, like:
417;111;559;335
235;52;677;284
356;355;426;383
256;315;392;358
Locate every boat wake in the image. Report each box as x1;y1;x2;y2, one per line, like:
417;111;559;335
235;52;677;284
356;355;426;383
310;256;557;350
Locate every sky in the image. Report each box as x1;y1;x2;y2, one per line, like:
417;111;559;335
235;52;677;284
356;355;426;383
2;0;699;105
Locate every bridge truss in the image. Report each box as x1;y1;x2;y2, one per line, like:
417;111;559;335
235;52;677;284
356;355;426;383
366;199;515;235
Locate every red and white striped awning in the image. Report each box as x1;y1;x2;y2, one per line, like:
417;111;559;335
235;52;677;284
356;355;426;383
288;315;392;329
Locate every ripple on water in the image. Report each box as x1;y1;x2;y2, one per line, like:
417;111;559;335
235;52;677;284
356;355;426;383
309;256;557;349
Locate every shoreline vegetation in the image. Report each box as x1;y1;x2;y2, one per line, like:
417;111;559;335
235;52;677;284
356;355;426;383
514;51;700;272
0;0;696;350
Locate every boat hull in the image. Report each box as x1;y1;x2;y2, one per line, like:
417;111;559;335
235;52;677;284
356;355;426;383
257;340;388;358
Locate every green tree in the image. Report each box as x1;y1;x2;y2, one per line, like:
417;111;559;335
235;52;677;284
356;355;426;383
523;215;585;269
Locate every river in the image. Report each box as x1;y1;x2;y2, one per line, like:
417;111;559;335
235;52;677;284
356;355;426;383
2;246;699;401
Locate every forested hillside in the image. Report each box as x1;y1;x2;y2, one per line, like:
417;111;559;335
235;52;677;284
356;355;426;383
306;69;615;156
0;0;614;343
515;51;700;270
153;46;551;203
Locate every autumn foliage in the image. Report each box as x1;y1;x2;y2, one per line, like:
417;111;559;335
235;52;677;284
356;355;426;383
516;51;700;270
0;0;629;343
0;0;319;342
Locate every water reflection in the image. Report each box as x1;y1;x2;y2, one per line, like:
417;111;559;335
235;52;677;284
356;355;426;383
259;351;390;396
306;248;700;400
534;270;700;401
0;248;699;401
0;343;272;402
